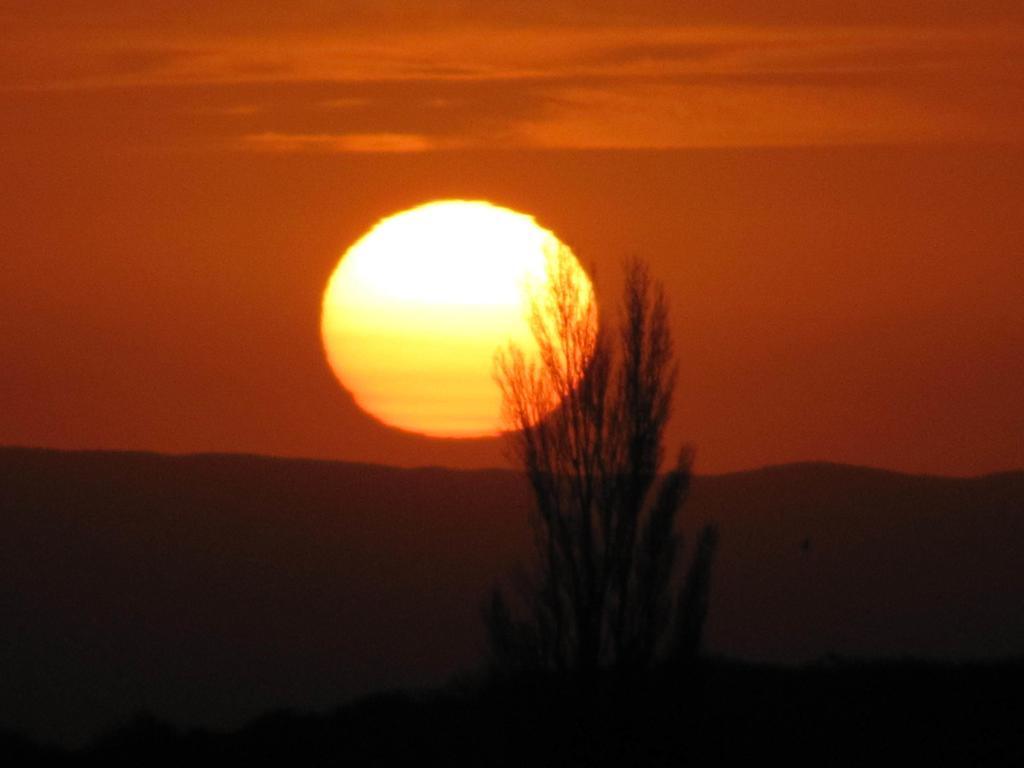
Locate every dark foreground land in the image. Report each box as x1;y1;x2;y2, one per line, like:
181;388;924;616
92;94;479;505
3;447;1023;758
6;659;1023;766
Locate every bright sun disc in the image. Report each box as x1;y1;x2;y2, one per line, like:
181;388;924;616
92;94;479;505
321;200;593;437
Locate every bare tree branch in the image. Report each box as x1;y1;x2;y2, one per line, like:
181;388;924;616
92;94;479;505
486;249;716;676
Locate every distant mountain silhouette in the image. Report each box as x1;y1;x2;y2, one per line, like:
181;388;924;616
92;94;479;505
1;447;1021;746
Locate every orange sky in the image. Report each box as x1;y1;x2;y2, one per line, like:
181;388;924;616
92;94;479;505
2;2;1022;475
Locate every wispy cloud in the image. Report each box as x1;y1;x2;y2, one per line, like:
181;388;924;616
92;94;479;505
2;17;1021;151
516;82;1008;149
241;131;437;153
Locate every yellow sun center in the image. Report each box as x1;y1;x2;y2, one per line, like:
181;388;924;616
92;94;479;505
320;199;593;437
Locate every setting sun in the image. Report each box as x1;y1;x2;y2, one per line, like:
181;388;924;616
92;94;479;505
321;200;593;437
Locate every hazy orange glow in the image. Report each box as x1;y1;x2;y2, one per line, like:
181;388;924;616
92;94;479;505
321;200;593;437
3;4;1023;475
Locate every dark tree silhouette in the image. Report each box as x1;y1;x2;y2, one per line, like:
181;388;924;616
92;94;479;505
486;248;717;676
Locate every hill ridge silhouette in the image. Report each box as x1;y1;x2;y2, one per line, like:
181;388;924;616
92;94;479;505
1;445;1022;746
4;444;1022;481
